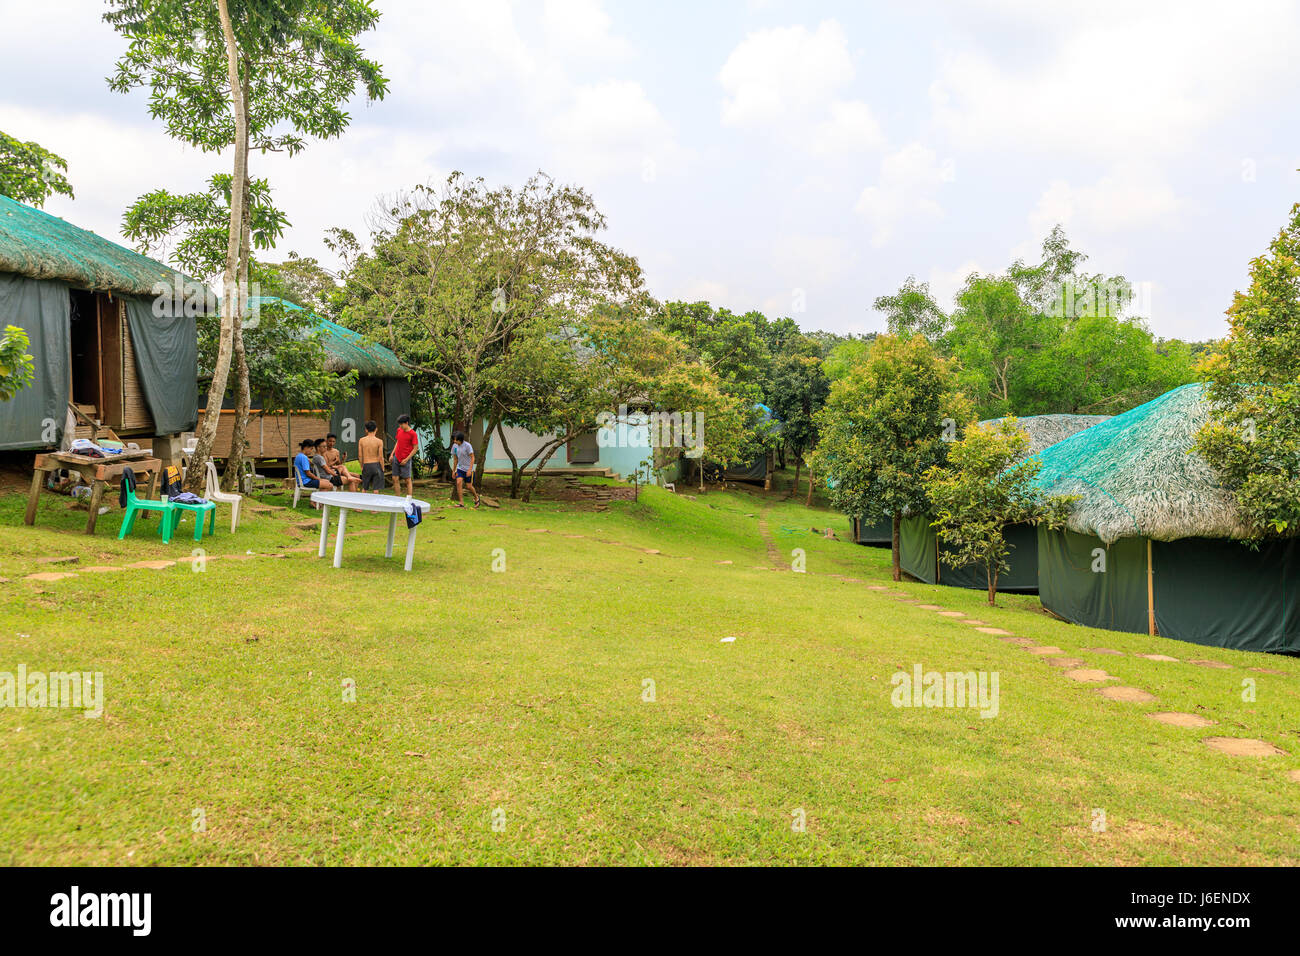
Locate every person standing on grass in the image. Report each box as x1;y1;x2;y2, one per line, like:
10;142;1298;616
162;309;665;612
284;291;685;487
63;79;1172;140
358;420;385;494
449;430;480;509
391;414;418;497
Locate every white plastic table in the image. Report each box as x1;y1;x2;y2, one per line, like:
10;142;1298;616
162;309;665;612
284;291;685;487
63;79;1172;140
311;492;431;571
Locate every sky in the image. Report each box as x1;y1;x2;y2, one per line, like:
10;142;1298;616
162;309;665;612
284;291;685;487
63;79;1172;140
2;0;1299;342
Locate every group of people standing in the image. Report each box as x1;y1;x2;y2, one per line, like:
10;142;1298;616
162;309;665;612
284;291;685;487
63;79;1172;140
291;416;480;507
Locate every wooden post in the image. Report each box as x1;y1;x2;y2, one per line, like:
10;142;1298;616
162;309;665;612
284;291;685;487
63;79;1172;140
84;480;105;535
1146;538;1156;636
25;463;47;525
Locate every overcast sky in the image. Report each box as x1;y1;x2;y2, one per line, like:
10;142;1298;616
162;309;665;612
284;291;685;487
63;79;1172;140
3;0;1298;341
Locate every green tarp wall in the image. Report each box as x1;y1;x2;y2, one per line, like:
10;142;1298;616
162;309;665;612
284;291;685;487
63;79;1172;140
900;515;1039;592
853;515;893;546
1153;538;1298;654
328;376;411;462
1039;529;1300;653
900;515;937;582
1037;527;1148;635
0;273;70;449
122;296;198;435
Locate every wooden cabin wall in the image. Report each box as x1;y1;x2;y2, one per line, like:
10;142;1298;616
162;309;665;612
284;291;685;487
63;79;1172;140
206;410;330;459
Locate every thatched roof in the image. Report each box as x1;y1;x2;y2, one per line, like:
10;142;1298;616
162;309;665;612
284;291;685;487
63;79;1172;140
0;194;204;299
980;413;1111;458
1030;383;1248;544
245;296;407;379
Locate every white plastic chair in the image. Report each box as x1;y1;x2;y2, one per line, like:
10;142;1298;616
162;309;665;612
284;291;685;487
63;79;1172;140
291;465;320;509
204;461;244;532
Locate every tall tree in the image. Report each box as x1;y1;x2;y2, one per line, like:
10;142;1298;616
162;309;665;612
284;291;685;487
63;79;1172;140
334;171;646;487
1195;201;1300;539
0;131;74;206
811;335;971;580
106;0;386;488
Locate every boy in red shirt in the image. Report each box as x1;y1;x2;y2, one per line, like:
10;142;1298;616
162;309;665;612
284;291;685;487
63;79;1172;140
391;414;418;497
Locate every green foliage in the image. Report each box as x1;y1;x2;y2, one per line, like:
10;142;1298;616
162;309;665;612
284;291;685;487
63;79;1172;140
335;172;649;435
0;325;35;401
1195;201;1300;539
196;298;355;419
941;229;1198;418
122;173;289;280
810;334;971;577
873;276;949;340
0;131;74;207
923;418;1076;603
105;1;387;157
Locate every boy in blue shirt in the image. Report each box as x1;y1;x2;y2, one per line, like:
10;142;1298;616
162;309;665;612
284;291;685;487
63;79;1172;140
294;438;335;491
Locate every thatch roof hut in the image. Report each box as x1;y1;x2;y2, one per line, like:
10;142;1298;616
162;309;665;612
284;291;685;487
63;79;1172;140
0;195;204;451
900;413;1111;591
1030;384;1297;654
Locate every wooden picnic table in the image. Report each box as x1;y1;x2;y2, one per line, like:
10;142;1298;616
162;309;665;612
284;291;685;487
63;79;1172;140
26;450;162;535
311;491;431;571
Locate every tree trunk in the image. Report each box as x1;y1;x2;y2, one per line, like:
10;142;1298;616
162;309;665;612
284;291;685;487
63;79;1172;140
222;174;253;493
521;438;567;503
788;459;801;500
494;421;523;498
186;0;248;493
987;565;998;606
891;514;902;582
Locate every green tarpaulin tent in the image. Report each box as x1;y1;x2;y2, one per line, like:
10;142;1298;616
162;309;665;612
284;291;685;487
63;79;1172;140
1031;384;1299;654
897;414;1110;594
851;515;893;547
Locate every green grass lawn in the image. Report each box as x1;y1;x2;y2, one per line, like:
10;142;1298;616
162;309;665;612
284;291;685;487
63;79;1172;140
1;472;1298;865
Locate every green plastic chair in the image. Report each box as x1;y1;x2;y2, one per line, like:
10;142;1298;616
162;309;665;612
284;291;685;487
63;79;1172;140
165;497;218;542
117;473;175;543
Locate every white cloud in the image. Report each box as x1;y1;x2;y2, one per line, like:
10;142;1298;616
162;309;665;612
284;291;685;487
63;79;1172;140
854;143;950;247
719;20;883;156
930;1;1300;161
548;80;687;181
543;0;632;60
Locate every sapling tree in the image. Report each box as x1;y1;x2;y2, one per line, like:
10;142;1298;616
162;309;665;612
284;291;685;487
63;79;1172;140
923;419;1077;606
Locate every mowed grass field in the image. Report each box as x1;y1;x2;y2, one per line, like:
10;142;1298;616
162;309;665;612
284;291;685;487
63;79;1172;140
1;472;1298;865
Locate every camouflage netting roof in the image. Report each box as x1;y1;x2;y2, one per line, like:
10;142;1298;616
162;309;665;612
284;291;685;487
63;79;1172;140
980;413;1112;459
1029;384;1249;545
245;296;407;378
0;194;203;298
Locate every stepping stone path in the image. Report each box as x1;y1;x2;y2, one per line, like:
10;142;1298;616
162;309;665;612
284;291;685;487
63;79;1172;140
1098;686;1156;703
25;571;77;582
916;604;943;610
1085;648;1124;656
938;611;965;618
716;560;733;565
1188;659;1232;670
1149;712;1215;728
128;560;175;570
1063;669;1115;683
1203;737;1286;757
36;555;79;565
867;585;891;591
80;566;125;573
1026;646;1064;656
963;619;987;626
974;627;1013;636
1044;657;1086;668
1248;667;1287;675
1289;770;1300;783
1138;654;1179;662
526;529;550;534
